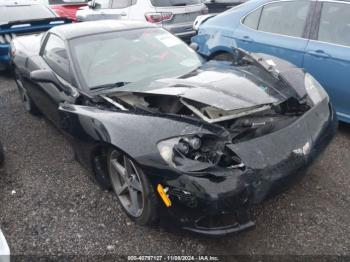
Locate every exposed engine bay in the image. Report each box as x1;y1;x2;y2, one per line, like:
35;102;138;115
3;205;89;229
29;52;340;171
89;49;311;146
104;92;310;142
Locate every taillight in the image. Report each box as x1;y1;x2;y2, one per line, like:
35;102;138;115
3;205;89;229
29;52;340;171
52;8;68;18
145;12;173;23
201;7;209;15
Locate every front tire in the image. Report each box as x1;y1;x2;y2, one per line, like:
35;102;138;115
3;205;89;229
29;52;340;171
14;68;41;115
107;149;158;226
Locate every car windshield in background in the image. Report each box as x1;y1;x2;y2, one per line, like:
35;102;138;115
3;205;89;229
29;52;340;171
0;4;54;23
150;0;201;7
70;28;202;91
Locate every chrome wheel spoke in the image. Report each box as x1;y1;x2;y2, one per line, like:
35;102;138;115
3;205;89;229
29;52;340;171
116;182;128;196
129;189;140;214
111;159;127;180
130;176;142;192
124;156;133;176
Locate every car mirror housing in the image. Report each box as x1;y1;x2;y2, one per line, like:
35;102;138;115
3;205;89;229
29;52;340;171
30;70;59;85
30;69;68;93
30;69;79;97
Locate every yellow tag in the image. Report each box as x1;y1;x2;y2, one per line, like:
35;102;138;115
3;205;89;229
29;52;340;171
157;184;172;207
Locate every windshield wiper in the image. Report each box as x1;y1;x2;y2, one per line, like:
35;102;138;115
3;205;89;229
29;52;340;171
90;82;131;91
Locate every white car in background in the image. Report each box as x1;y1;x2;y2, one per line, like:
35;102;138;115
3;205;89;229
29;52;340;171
76;0;208;40
0;230;9;262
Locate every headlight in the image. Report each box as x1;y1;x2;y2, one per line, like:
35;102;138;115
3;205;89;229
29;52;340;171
157;136;203;168
304;73;328;105
157;135;244;172
157;138;178;166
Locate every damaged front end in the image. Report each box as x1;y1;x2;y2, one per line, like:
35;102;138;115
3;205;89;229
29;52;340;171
62;50;337;236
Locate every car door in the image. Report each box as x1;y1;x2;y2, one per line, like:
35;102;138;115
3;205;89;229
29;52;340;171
303;0;350;122
30;33;76;126
234;0;313;67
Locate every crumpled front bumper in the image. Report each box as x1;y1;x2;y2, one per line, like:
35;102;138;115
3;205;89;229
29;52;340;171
158;99;337;236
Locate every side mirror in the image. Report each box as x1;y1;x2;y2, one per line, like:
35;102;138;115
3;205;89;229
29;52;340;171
30;69;58;83
30;69;64;91
189;42;199;52
30;69;78;96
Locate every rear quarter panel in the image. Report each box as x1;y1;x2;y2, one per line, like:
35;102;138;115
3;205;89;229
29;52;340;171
192;0;269;57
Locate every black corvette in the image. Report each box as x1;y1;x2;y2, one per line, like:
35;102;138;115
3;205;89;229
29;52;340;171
11;20;337;235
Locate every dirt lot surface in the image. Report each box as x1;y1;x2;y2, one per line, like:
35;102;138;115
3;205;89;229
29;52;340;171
0;72;349;258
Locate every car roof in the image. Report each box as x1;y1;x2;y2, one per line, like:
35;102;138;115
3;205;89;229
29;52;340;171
50;20;158;40
0;0;40;6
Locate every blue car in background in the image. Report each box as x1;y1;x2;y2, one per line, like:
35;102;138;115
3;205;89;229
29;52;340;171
192;0;350;123
0;0;71;70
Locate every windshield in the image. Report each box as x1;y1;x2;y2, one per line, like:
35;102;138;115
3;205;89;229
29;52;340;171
150;0;201;7
0;4;54;23
70;28;203;91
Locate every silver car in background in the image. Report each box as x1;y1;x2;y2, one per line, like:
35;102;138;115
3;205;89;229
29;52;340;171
76;0;208;40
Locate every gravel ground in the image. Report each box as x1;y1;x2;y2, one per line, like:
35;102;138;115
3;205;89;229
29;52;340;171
0;71;349;258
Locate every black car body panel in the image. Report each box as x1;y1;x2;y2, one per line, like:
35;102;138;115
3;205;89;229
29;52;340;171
11;20;337;235
58;97;336;235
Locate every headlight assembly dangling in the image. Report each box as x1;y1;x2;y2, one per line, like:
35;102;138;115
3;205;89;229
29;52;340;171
157;136;203;167
157;135;244;170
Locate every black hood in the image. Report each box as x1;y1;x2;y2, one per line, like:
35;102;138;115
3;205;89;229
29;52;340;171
103;60;292;111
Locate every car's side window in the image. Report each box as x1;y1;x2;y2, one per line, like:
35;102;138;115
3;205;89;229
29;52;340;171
94;0;110;9
42;34;71;83
318;2;350;47
243;7;262;30
255;1;310;38
111;0;134;8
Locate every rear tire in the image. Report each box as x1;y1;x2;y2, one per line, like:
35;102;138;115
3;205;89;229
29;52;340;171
107;148;158;226
14;68;41;115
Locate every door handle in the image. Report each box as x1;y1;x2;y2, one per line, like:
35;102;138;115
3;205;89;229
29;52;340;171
120;12;127;16
240;35;254;43
307;50;331;59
